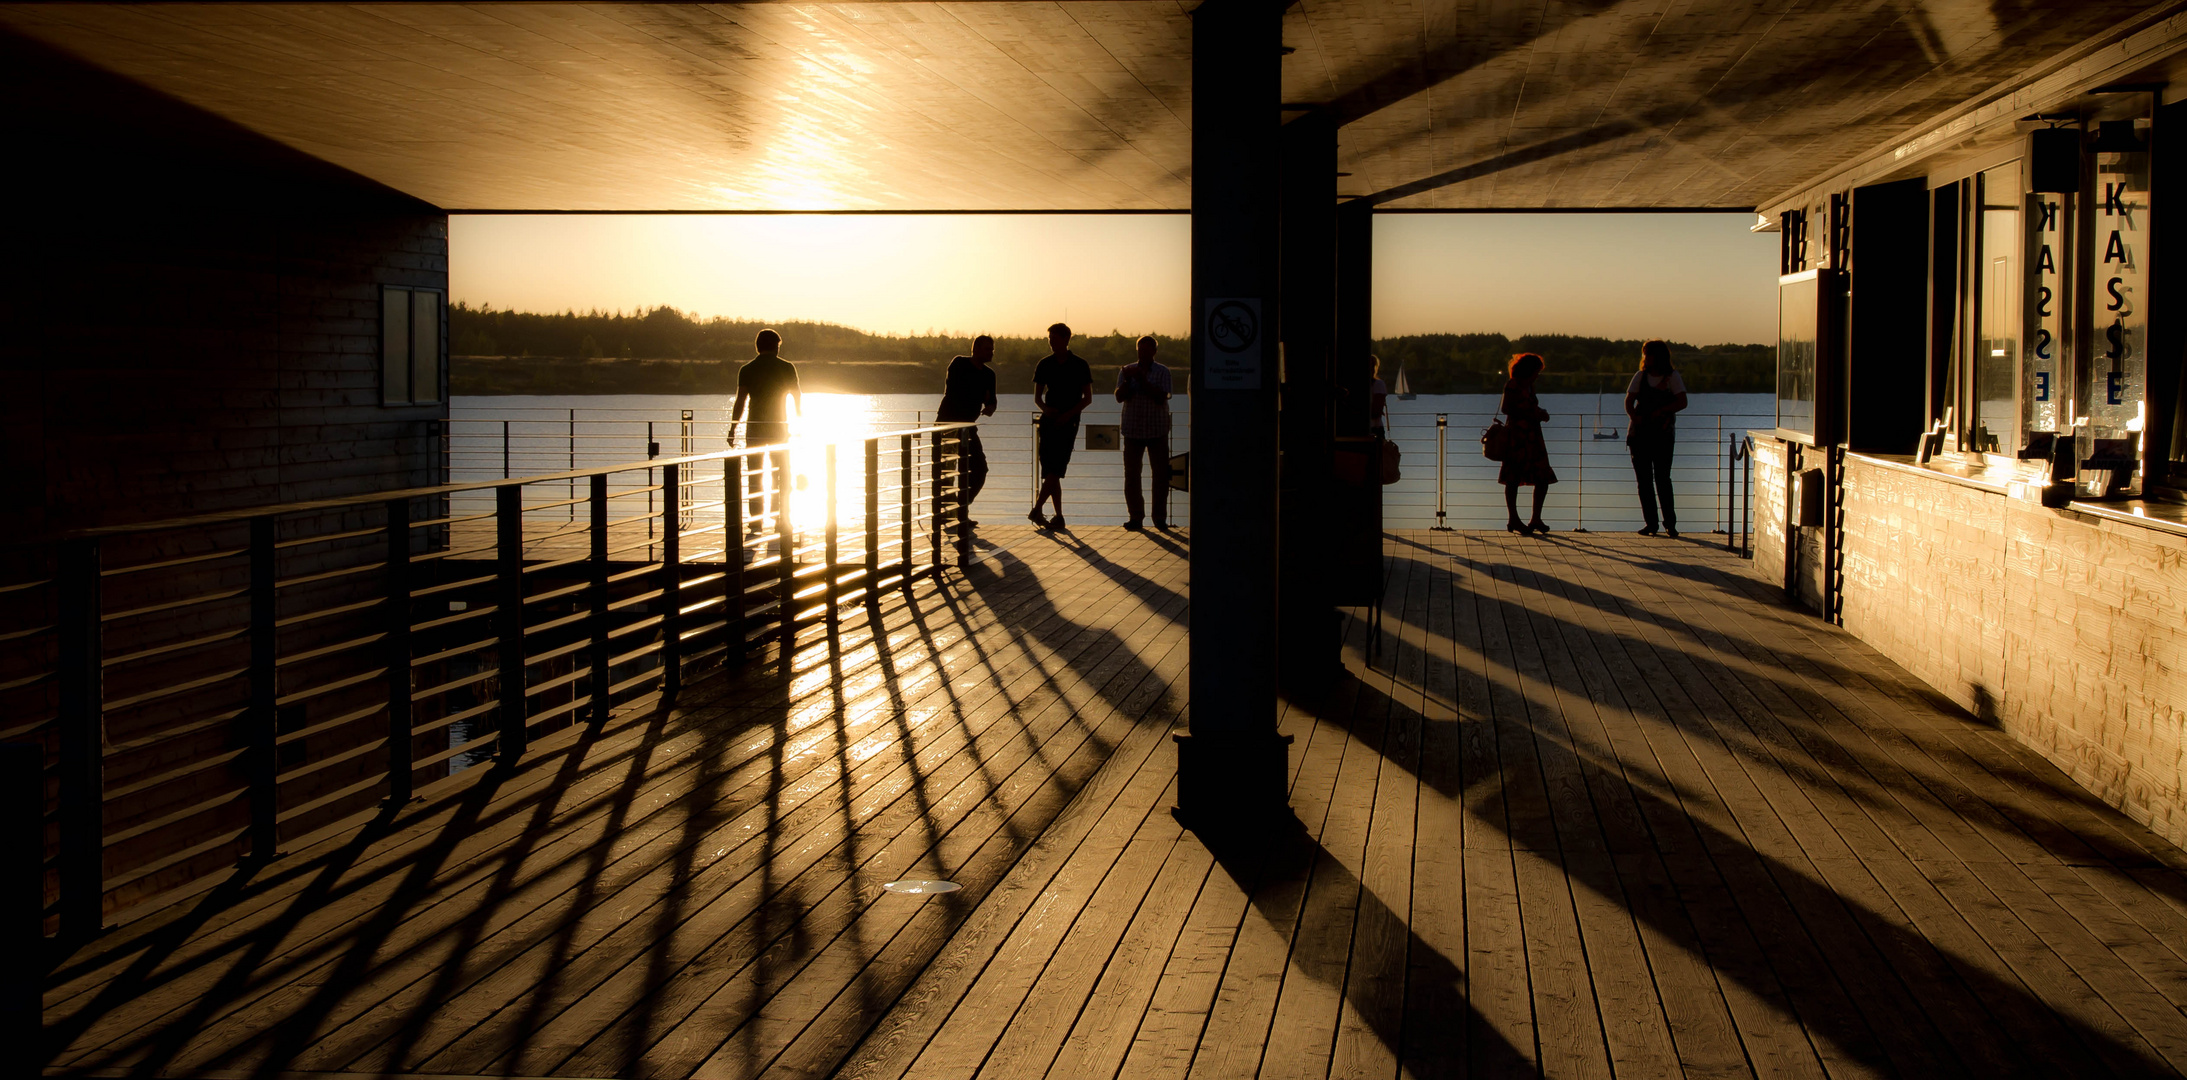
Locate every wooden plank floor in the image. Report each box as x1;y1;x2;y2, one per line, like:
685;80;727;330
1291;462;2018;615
42;528;2187;1079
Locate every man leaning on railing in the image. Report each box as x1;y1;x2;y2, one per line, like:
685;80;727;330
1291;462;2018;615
935;335;999;528
731;328;802;535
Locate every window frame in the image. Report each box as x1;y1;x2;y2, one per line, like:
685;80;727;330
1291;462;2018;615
381;285;445;407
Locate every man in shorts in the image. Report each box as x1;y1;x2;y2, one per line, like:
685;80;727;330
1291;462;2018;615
936;335;999;526
1028;322;1093;530
730;328;801;534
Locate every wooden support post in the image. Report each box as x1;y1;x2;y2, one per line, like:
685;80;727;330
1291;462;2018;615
661;462;682;701
247;516;278;861
824;443;839;621
384;498;414;805
899;434;913;587
1;741;37;1041
929;431;944;572
954;429;973;564
776;448;796;656
590;474;611;721
55;539;101;937
727;458;747;664
864;439;880;600
495;485;527;760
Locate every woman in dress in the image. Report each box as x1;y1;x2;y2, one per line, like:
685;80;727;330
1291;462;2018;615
1624;339;1688;537
1500;352;1557;534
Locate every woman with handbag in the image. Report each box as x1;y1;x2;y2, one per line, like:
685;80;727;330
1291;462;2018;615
1624;339;1688;537
1498;352;1558;534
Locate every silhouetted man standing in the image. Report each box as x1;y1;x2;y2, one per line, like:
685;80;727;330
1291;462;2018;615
1115;335;1173;529
936;334;998;526
1029;322;1093;530
731;328;802;532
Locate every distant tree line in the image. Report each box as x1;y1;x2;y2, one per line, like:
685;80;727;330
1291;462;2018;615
448;304;1774;396
450;303;1184;396
1372;333;1775;394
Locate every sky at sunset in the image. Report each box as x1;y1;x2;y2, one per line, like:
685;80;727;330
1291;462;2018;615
452;212;1777;345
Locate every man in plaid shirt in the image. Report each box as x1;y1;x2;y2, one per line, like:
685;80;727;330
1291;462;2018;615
1114;335;1173;530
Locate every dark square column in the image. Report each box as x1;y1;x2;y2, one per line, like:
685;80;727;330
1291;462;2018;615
1176;0;1288;830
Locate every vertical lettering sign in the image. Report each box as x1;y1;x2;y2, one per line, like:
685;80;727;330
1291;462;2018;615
1202;298;1262;390
2023;193;2065;439
2085;126;2149;494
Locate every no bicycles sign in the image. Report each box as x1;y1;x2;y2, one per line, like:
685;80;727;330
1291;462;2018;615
1202;297;1261;390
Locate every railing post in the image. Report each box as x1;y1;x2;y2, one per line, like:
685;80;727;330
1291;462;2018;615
679;410;695;529
384;498;414;805
1715;415;1724;533
661;462;681;701
777;447;796;654
55;538;103;938
824;443;840;618
899;434;913;587
954;429;972;563
864;438;880;601
2;740;39;1029
727;458;748;665
591;473;612;720
1574;414;1586;532
495;484;528;760
929;432;944;572
1432;414;1451;531
247;516;278;861
502;419;510;479
568;409;577;522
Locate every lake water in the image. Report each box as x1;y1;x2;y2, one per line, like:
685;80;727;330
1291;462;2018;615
449;392;1775;532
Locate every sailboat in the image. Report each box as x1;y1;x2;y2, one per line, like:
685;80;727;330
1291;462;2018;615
1393;363;1416;400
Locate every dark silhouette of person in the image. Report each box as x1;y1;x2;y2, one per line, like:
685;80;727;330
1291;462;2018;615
1028;322;1092;530
731;328;802;533
1625;338;1689;537
936;334;998;526
1114;335;1172;529
1499;352;1558;534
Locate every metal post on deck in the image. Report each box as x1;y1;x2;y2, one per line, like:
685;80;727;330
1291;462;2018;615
384;498;414;805
864;439;880;601
1714;415;1723;533
502;419;511;479
1574;415;1587;532
495;485;528;760
680;411;695;531
590;473;612;719
55;538;103;938
246;516;278;861
568;409;576;521
661;462;681;701
1432;414;1451;531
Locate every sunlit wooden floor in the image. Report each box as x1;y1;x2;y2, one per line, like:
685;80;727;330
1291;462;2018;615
42;527;2187;1078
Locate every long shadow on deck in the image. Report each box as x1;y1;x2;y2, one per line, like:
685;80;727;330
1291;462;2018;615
42;531;1189;1079
1250;535;2180;1077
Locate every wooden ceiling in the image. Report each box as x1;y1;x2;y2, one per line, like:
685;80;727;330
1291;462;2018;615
0;1;2174;211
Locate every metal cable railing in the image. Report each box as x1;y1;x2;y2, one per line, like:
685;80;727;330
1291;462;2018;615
1;424;975;938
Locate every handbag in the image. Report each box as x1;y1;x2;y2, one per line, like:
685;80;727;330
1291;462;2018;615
1379;440;1401;484
1482;420;1511;461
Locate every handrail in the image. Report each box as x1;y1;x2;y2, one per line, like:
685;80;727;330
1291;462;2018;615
4;420;980;938
33;425;977;546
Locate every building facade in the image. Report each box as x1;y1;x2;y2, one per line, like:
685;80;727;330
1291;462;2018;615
1751;23;2187;844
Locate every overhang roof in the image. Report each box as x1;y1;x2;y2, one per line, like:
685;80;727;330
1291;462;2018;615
1;1;2180;212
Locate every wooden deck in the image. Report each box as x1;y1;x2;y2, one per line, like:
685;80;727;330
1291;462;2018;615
41;528;2187;1079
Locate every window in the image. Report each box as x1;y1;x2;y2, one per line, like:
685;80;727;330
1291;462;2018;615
1970;163;2020;455
382;286;443;406
2022;188;2067;444
1777;272;1819;438
2078;119;2149;497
